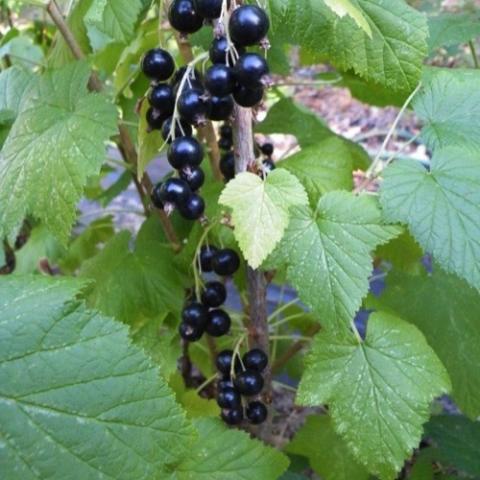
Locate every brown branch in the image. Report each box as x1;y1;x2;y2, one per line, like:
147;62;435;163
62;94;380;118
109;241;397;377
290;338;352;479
46;0;180;250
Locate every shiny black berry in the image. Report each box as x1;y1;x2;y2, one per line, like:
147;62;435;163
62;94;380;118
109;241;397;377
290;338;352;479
217;386;242;409
212;248;240;276
260;143;274;156
242;349;268;372
229;5;270;46
218;136;233;151
205;65;236;96
200;245;219;272
217;377;234;391
168;0;204;34
206;309;231;336
216;349;234;375
182;301;208;329
220;124;233;140
194;0;228;19
234;370;264;396
235;53;269;88
178;89;210;126
168;137;204;169
246;401;268;424
221;407;243;425
151;183;164;209
208;95;234;121
209;36;245;64
180;166;205;191
178;193;205;220
201;281;227;307
233;84;264;107
161;117;193;142
148;84;175;114
146;108;169;130
159;178;191;205
220;152;235;180
179;322;203;341
171;67;203;91
142;48;175;80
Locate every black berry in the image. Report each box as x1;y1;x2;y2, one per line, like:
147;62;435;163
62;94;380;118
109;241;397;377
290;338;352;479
168;0;204;34
260;143;274;156
151;183;164;209
148;84;175;114
159;178;191;205
182;301;208;329
206;309;231;336
233;84;264;107
235;53;269;88
217;387;241;409
263;158;276;174
217;377;234;391
201;281;227;307
242;349;268;372
178;89;210;126
194;0;228;19
234;370;264;396
212;248;240;276
209;36;245;64
179;322;203;341
205;65;236;96
142;48;175;80
246;401;268;425
216;349;234;375
178;193;205;220
220;152;235;180
168;137;204;169
146;108;169;130
161;117;193;142
180;166;205;191
218;136;233;151
229;5;269;47
208;95;234;121
171;67;203;92
221;407;243;425
220;124;233;140
200;245;219;272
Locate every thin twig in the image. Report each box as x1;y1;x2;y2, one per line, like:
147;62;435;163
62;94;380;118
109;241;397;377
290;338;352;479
469;40;479;69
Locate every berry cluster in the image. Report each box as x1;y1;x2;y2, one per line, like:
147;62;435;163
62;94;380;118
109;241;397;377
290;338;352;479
179;245;240;341
216;348;268;425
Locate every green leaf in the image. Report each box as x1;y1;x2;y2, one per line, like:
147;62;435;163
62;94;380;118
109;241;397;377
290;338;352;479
169;418;289;479
0;66;34;117
0;62;118;243
367;269;480;418
375;230;423;274
427;12;480;52
0;35;44;69
414;68;480;151
425;415;480;478
80;217;185;322
219;170;308;269
297;312;451;479
271;192;400;331
322;0;372;37
269;0;428;90
380;146;480;291
0;275;193;479
278;136;355;203
286;415;369;480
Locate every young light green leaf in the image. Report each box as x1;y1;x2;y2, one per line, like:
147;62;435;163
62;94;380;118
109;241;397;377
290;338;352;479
0;275;193;479
368;269;480;419
169;418;289;479
322;0;372;37
271;192;400;331
286;415;369;480
0;62;117;243
380;146;480;291
414;68;480;150
297;312;451;479
219;170;308;268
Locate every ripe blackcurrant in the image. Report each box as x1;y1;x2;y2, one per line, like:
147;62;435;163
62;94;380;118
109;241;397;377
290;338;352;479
217;387;242;409
178;193;205;220
263;158;276;173
171;67;203;91
206;309;231;336
217;377;234;391
158;178;191;205
220;124;233;140
201;281;227;308
242;348;268;372
151;183;164;209
233;84;264;107
182;301;208;329
200;245;219;272
180;166;205;191
229;5;270;47
234;53;269;88
212;248;240;276
221;407;243;425
234;370;264;396
208;95;234;121
209;36;245;65
168;0;204;34
246;401;268;425
178;88;210;126
168;137;204;169
220;152;235;180
141;48;175;80
148;84;175;114
161;117;193;142
146;108;169;130
179;322;204;341
218;136;233;151
216;349;234;375
194;0;228;19
205;65;236;96
260;143;274;156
